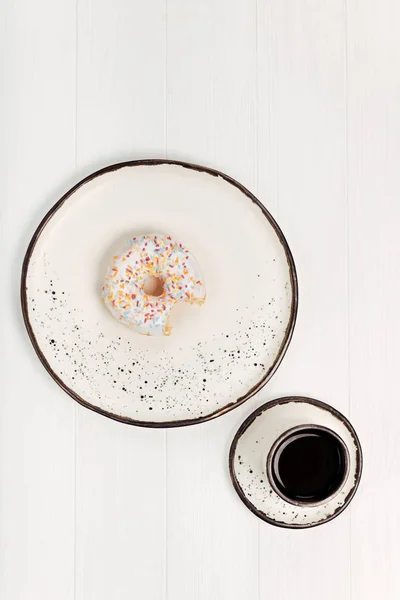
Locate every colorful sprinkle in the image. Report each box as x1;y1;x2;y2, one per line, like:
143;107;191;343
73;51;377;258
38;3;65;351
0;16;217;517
102;233;206;336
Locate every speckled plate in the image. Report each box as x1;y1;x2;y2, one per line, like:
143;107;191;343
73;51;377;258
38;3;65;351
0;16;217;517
21;160;298;427
229;397;362;528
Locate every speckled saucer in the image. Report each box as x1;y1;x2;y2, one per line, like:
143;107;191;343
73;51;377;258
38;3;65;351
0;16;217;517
21;160;297;427
229;397;362;528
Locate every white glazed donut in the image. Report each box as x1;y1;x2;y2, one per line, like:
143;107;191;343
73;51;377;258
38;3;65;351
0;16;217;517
101;233;206;336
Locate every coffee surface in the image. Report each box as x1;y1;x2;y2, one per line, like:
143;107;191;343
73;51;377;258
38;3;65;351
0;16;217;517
270;428;347;504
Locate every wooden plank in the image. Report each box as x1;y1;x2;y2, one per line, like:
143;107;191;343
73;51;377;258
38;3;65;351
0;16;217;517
76;0;166;167
0;1;77;598
347;0;400;597
75;411;166;600
257;2;351;598
74;2;167;599
166;2;259;598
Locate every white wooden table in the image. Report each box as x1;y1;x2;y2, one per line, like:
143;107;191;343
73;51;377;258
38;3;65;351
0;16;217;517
1;1;399;598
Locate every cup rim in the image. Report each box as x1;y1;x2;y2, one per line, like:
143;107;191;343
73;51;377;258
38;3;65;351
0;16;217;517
266;423;351;507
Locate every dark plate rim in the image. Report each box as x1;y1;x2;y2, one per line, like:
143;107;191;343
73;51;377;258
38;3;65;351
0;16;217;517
21;159;299;428
229;396;363;528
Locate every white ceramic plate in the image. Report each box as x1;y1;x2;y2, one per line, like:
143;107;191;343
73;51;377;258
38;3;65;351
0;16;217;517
229;397;362;528
21;160;298;427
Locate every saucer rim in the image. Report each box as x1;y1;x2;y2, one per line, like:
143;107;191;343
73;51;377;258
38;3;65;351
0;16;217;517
229;396;363;529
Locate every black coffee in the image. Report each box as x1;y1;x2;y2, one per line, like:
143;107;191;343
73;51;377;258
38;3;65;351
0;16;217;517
270;427;347;504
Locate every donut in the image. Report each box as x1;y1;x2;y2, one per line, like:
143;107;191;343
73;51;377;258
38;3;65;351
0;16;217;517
101;233;206;336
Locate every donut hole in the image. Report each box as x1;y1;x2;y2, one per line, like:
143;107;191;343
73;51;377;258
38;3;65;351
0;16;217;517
143;275;164;297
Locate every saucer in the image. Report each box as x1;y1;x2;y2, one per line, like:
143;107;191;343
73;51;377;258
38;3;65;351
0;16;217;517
229;397;362;528
21;160;298;427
